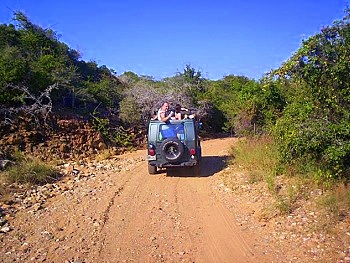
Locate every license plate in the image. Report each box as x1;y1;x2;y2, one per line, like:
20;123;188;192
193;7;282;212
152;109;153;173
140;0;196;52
147;155;156;161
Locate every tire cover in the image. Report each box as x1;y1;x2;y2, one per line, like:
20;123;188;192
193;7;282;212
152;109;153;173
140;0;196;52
160;138;184;162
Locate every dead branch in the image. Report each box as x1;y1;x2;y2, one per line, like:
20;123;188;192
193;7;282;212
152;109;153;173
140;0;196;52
0;83;58;127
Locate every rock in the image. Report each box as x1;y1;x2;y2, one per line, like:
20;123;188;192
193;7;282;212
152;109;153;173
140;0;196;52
60;143;70;153
0;159;12;170
0;218;7;226
0;226;11;233
72;168;80;175
32;203;42;212
37;253;47;262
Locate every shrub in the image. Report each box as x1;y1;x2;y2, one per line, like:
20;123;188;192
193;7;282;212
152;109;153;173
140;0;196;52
2;154;60;184
274;101;350;181
113;126;136;150
230;135;279;175
270;10;350;181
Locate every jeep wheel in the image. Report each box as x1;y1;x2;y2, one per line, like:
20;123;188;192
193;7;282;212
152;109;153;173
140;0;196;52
160;138;184;163
148;163;157;174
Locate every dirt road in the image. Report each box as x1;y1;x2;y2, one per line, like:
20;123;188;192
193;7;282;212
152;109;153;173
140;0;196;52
1;138;272;262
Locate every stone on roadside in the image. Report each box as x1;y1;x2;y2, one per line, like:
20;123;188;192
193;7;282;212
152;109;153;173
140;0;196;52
0;218;7;226
0;159;12;170
0;226;11;233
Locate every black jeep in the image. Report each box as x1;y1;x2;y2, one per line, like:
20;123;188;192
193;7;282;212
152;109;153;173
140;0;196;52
146;118;202;175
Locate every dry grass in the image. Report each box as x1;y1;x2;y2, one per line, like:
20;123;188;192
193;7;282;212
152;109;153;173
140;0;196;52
0;152;61;202
226;135;350;224
317;182;350;221
230;135;279;182
95;149;113;161
0;151;60;186
229;135;311;216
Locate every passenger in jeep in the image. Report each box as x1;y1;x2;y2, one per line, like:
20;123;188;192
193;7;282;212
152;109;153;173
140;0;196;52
157;102;174;122
174;104;196;120
174;104;185;120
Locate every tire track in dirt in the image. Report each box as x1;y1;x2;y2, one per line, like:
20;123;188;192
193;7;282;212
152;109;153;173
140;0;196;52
172;176;255;262
96;137;257;262
1;137;274;262
97;163;198;262
101;186;125;228
97;162;147;260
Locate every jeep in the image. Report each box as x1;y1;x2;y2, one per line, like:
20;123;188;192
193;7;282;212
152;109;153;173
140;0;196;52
146;118;202;175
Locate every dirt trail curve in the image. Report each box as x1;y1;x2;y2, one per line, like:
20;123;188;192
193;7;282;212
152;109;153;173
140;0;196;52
1;138;274;262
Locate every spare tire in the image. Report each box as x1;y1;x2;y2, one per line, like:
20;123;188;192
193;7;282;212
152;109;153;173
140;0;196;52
160;138;184;163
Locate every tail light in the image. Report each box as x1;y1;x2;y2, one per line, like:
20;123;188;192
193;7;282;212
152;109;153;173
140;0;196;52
190;148;196;155
148;145;155;156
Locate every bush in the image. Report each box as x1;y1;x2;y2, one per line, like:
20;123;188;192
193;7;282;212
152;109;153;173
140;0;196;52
228;135;306;216
1;153;60;185
230;135;279;177
270;10;350;181
113;126;136;150
274;101;350;180
119;96;141;126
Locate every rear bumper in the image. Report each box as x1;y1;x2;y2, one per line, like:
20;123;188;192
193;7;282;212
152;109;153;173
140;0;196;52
150;161;197;168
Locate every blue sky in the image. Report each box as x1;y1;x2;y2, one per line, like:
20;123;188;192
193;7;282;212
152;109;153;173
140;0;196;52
0;0;347;80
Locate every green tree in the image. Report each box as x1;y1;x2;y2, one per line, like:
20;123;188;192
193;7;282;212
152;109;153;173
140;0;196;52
271;10;350;179
204;75;271;135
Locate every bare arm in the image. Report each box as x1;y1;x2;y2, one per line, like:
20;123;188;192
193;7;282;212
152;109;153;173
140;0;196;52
160;110;173;122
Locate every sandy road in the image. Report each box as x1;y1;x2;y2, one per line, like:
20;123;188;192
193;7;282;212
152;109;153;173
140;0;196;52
1;137;269;262
97;141;254;262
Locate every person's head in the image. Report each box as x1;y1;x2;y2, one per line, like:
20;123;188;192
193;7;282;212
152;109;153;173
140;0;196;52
175;104;181;113
161;102;169;111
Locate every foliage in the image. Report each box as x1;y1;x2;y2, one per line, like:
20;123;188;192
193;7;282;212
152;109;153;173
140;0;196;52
179;64;206;95
0;12;120;117
3;9;350;186
90;105;136;149
203;75;285;135
119;72;200;126
119;96;141;126
120;79;167;124
1;151;60;185
1;12;275;138
113;126;136;149
91;107;110;140
95;149;113;161
84;76;121;107
230;136;280;181
316;182;350;223
0;12;78;99
270;10;350;180
0;84;57;136
228;136;307;216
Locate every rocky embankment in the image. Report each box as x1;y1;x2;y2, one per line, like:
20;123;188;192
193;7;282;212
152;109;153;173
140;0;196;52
0;117;136;239
0;119;109;161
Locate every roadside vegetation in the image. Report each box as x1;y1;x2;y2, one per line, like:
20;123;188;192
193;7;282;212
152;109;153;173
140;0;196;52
225;9;350;225
228;135;350;227
0;151;60;185
0;9;349;220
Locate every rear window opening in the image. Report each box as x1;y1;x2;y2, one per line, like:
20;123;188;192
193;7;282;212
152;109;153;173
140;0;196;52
159;123;185;141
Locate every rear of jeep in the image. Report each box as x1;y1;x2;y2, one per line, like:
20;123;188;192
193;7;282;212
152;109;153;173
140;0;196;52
147;119;201;175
